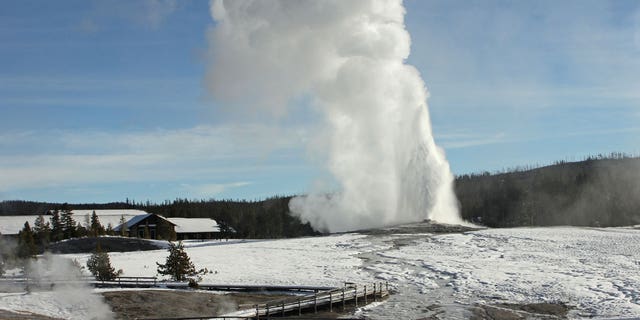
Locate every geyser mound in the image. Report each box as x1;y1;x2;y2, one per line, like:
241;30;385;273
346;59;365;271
206;0;466;232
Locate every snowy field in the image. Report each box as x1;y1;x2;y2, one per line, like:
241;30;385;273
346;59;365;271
1;226;639;319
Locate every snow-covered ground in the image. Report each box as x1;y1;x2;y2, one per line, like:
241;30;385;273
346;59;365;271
353;227;640;319
69;235;373;287
1;227;639;319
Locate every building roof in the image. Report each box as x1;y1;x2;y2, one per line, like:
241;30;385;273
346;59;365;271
167;217;220;234
114;213;175;231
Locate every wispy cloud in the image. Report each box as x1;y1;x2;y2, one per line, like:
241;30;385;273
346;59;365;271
141;0;179;29
181;181;252;198
0;75;199;110
0;124;308;195
437;131;509;149
83;0;181;30
410;1;640;112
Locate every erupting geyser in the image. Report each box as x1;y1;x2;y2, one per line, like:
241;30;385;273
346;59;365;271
206;0;465;232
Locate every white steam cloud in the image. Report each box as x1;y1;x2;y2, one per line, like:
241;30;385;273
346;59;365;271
4;255;114;320
206;0;464;232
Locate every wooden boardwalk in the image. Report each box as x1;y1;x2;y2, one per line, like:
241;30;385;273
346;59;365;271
2;276;390;319
138;282;390;319
224;282;390;319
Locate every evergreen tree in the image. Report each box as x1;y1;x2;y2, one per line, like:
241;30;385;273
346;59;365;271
105;223;114;236
156;242;200;281
118;215;127;237
33;215;51;247
90;211;105;237
219;220;231;240
86;242;119;281
76;222;88;237
61;210;77;239
17;222;37;259
50;210;64;242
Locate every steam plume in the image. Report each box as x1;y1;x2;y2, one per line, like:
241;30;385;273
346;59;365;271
206;0;464;232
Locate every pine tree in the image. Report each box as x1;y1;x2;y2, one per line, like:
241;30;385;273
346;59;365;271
105;223;114;236
61;210;77;239
76;222;88;237
156;242;200;281
118;215;127;237
17;222;37;259
219;220;231;240
90;211;105;237
50;210;64;242
86;242;118;281
33;214;51;247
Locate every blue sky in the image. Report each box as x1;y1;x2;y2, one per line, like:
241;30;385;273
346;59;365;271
1;0;639;203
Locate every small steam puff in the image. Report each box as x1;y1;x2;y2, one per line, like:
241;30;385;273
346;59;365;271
207;0;465;232
24;255;114;320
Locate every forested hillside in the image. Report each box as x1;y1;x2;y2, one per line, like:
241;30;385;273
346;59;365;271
3;155;640;233
456;155;640;227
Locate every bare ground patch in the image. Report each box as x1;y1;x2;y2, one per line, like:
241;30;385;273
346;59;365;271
101;290;291;319
0;309;62;320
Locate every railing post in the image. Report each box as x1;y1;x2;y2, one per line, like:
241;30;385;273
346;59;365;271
281;301;285;316
298;298;301;316
373;283;376;302
255;304;259;319
355;285;358;307
364;285;367;304
342;288;346;311
266;304;269;317
314;293;317;314
329;292;333;312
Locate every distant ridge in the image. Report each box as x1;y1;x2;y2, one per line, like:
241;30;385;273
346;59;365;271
455;156;640;227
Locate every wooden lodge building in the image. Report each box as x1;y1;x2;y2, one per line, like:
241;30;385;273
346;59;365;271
114;213;229;240
114;213;175;240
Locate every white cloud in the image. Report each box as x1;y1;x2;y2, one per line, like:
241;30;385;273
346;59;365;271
141;0;179;29
408;1;640;112
181;181;252;198
437;132;509;149
82;0;180;31
0;124;308;194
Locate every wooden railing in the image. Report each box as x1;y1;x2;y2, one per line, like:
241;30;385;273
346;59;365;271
223;282;390;318
137;282;389;320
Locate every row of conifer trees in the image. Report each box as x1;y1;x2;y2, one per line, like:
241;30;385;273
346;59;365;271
14;210;127;259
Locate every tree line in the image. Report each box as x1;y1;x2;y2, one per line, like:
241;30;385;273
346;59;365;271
10;209;118;260
2;154;640;234
1;197;319;239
